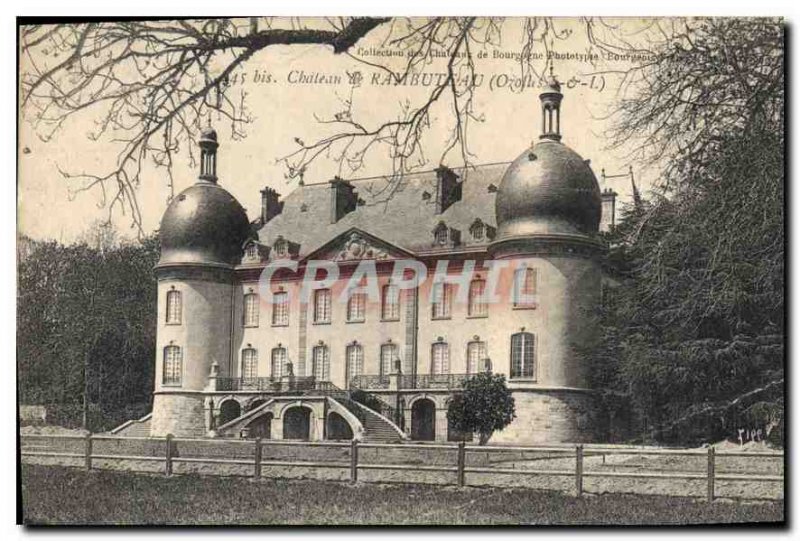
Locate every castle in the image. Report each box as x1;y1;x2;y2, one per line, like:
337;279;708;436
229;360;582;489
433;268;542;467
146;75;617;444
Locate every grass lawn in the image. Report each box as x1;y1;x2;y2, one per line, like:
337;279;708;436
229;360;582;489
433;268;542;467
21;465;784;526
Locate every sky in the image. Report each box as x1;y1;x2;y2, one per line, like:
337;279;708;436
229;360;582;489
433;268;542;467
18;17;661;243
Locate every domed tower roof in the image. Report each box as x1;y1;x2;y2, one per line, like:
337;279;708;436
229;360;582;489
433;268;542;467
493;71;601;242
157;127;251;269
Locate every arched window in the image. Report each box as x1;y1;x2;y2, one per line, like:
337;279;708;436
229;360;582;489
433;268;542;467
347;287;367;322
431;342;450;375
271;347;287;379
381;283;400;321
469;218;485;241
466;341;487;374
380;343;398;380
468;277;488;317
312;344;330;382
244;292;260;327
513;267;538;308
245;243;259;260
241;348;258;379
314;288;332;323
165;289;182;325
346;344;364;388
272;290;289;326
162;345;182;386
510;332;536;379
431;282;452;319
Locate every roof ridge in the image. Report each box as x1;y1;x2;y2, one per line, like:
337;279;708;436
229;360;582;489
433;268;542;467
298;161;511;187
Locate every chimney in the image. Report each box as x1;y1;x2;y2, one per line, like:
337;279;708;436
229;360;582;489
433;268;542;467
260;187;283;224
329;176;358;223
600;188;617;232
435;166;462;214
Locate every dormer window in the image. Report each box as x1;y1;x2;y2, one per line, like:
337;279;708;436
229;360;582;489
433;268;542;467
274;236;288;257
245;243;259;261
433;222;448;246
469;219;485;241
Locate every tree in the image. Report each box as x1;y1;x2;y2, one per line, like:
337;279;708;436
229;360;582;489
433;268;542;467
17;229;159;430
586;18;784;446
20;17;671;231
447;372;515;445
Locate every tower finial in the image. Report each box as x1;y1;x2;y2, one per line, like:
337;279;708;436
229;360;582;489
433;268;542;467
539;67;563;141
198;124;219;183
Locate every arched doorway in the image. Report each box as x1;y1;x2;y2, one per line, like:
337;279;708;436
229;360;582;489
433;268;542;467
247;412;273;439
219;400;242;426
326;412;354;440
411;398;436;441
283;407;312;440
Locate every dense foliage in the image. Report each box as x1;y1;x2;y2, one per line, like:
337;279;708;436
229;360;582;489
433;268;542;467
589;19;784;446
17;233;159;431
447;373;516;445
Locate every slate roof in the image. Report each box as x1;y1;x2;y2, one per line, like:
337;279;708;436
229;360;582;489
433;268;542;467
256;162;509;259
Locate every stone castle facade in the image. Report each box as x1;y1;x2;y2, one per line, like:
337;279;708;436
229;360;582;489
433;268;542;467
148;76;617;444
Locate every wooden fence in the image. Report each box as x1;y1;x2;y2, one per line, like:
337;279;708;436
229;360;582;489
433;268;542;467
20;434;784;502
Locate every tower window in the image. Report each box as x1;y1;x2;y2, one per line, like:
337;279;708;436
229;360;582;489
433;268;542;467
271;347;287;379
243;292;260;327
513;267;538;308
241;348;258;379
313;288;332;324
346;344;364;388
467;341;487;374
510;332;536;379
381;283;400;321
166;289;182;325
272;291;289;326
468;278;488;317
346;288;367;323
431;342;450;375
312;344;330;382
162;345;182;386
431;282;452;319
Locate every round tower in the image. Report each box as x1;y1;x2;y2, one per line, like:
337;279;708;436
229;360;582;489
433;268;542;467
488;72;605;443
150;127;251;437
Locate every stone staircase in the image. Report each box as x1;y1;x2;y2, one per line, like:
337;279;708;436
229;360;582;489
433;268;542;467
348;400;406;442
109;413;152;437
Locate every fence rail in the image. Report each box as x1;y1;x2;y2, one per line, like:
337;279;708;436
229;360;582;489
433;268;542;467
20;434;783;502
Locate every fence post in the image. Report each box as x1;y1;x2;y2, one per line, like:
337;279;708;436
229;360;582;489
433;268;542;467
575;444;584;498
350;439;359;483
165;433;173;477
707;446;715;503
254;438;262;478
84;433;93;472
457;441;466;487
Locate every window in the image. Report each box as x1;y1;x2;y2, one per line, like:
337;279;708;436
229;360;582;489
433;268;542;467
469;219;485;241
241;348;258;379
381;284;400;320
468;278;488;317
271;347;287;379
380;343;398;379
314;289;332;323
245;243;259;260
346;344;364;387
162;345;182;386
513;268;538;308
244;292;260;327
347;288;367;322
467;341;487;374
510;332;536;379
431;342;450;375
312;345;330;382
434;223;448;245
431;282;452;319
165;289;182;325
272;291;289;326
274;237;287;257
